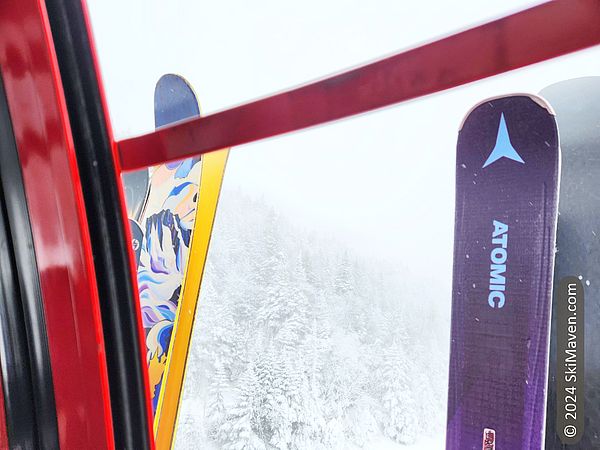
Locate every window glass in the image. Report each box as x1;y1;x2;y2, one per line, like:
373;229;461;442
86;0;542;139
173;48;600;449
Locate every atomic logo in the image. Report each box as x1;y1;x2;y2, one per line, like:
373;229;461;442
482;113;524;168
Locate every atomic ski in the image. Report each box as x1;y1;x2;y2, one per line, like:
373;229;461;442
446;95;560;449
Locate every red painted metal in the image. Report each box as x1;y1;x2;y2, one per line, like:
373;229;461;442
0;0;114;448
118;0;600;171
80;0;157;446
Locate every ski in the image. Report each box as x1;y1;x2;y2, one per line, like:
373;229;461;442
121;74;230;448
446;95;560;449
120;73;203;419
541;77;600;449
122;169;150;266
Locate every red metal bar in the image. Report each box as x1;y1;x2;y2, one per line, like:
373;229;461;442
0;0;114;448
118;0;600;171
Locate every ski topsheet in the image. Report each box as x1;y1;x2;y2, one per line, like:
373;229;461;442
124;74;229;449
122;74;203;417
447;95;560;449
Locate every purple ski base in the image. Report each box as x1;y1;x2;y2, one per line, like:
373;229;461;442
446;95;559;450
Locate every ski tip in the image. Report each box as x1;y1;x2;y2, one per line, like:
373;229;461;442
541;75;600;97
154;73;201;129
540;76;600;121
459;93;555;132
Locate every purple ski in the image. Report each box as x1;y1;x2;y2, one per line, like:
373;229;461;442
446;95;560;450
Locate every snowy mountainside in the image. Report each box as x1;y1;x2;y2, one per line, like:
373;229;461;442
174;187;449;449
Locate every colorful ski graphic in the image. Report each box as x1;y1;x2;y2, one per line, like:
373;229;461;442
446;95;560;449
122;74;204;414
138;74;202;417
541;77;600;449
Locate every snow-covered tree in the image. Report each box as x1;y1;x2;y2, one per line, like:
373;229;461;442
377;346;419;445
174;189;448;449
216;363;265;450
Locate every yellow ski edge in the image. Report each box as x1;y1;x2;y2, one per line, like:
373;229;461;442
154;148;230;449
